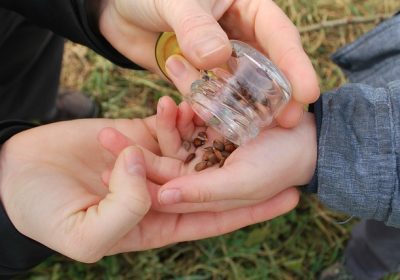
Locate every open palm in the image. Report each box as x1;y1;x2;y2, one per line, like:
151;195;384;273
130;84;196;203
0;117;298;262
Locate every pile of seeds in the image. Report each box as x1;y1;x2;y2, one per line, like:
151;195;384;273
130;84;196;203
183;131;238;172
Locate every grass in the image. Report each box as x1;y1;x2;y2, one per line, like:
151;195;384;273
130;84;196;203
18;1;400;279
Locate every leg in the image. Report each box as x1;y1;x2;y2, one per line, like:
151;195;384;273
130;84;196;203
0;8;63;121
345;220;400;280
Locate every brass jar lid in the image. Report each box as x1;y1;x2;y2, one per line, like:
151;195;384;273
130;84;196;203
155;32;182;78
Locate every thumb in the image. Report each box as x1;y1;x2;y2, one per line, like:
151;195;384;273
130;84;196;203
160;1;232;69
74;146;151;262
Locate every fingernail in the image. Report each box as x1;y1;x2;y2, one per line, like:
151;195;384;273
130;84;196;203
166;56;186;79
124;149;145;176
159;189;182;205
194;36;226;59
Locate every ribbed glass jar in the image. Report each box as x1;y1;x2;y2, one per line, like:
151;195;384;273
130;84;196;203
156;34;292;145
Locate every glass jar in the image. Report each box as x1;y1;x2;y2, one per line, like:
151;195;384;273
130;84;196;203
156;33;292;145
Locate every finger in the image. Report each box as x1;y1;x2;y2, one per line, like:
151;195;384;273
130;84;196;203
170;188;299;242
177;101;196;140
143;115;157;139
107;187;299;253
156;96;184;157
275;99;305;128
98;127;134;157
159;0;232;69
140;146;185;184
99;128;185;184
255;1;320;106
157;164;266;205
71;146;150;261
165;54;201;97
153;196;258;213
101;169;112;186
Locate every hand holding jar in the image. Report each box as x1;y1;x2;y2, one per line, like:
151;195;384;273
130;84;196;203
99;0;319;127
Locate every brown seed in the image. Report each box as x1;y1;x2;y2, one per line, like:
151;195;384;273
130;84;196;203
184;153;196;164
202;150;213;161
203;146;214;152
193;137;205;148
224;143;236;153
241;88;251;100
213;140;225;151
195;161;208;171
182;140;191;151
221;151;231;158
254;102;268;116
231;49;238;58
197;131;208;141
206;161;215;167
208;154;219;164
214;149;224;161
219;158;226;168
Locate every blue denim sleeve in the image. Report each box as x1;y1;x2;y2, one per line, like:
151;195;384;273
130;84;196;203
317;80;400;228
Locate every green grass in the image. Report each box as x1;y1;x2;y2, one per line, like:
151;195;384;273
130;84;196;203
18;1;400;279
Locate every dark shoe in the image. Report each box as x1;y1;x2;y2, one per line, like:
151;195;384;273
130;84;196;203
319;262;355;280
43;88;100;123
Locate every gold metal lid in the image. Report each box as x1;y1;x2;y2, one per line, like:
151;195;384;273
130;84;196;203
155;32;182;78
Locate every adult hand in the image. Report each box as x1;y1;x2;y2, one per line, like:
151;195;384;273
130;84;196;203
100;96;311;214
154;111;317;213
99;0;319;127
0;118;298;262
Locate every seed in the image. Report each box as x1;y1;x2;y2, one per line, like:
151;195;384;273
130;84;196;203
194;139;237;172
206;161;215;167
202;150;213;161
208;154;219;164
193;137;205;148
184;153;196;164
221;151;231;158
224;143;236;153
182;140;191;151
213;140;225;151
254;102;268;116
203;146;214;152
232;49;238;58
195;161;208;171
197;131;208;141
214;149;224;161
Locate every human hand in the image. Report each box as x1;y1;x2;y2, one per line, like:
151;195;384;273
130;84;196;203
98;0;319;127
0;117;298;262
100;96;306;214
134;95;313;213
158;109;316;212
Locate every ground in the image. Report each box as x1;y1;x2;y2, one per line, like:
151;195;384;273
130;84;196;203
19;1;400;279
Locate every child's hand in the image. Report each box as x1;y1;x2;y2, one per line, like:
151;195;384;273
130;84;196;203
101;96;303;215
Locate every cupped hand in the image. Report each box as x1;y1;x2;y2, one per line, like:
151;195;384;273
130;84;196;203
0;118;299;262
100;96;308;214
157;110;316;212
99;0;319;127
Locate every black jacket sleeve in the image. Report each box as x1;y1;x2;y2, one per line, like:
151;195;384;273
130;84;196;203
0;0;141;69
0;121;54;279
0;1;144;277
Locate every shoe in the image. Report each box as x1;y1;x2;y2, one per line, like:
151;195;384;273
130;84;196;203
43;88;100;123
319;262;355;280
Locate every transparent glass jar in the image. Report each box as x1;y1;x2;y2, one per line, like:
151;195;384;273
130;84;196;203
156;33;292;145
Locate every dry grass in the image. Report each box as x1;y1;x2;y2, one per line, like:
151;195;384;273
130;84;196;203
21;1;400;279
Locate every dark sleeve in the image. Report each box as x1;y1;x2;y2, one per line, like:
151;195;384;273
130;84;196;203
0;121;54;279
314;81;400;228
302;97;322;194
0;0;141;69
